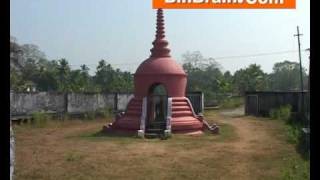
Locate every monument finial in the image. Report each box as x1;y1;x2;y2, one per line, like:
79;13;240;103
150;9;171;58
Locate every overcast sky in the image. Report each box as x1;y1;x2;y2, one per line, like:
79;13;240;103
10;0;310;75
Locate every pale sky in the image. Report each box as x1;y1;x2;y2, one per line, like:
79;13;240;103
10;0;310;75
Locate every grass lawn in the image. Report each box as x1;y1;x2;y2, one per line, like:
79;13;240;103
13;109;309;180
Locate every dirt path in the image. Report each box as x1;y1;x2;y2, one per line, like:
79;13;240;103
211;107;291;179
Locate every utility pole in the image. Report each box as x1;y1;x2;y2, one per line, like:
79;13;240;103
294;26;305;119
294;26;304;92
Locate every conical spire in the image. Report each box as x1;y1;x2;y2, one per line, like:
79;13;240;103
150;9;171;58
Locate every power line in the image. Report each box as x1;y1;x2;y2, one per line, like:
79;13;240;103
203;50;298;61
68;49;300;67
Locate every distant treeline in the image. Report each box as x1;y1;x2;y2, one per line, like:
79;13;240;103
10;36;133;93
10;37;309;103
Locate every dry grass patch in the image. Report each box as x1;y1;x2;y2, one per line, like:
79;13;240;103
13;110;308;180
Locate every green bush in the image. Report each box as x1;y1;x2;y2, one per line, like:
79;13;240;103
269;105;300;144
83;107;112;120
30;111;50;128
269;105;292;122
269;109;279;120
96;107;112;118
84;111;96;120
220;96;244;109
286;124;302;144
60;113;70;121
281;157;310;180
279;105;292;122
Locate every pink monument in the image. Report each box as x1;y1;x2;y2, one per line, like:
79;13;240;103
104;9;218;136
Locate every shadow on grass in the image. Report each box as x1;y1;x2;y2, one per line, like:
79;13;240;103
66;122;238;146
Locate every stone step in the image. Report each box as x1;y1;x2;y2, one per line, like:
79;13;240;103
172;111;193;117
170;123;203;131
146;128;163;132
172;101;188;106
148;121;166;124
147;123;166;129
172;97;186;102
172;106;190;111
144;133;160;139
172;116;200;122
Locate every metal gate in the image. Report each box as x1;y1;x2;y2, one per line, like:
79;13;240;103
245;95;259;116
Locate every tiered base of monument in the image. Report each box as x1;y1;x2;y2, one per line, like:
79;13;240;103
104;98;142;133
103;97;204;134
171;97;203;134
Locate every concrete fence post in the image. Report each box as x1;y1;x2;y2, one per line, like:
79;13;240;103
114;93;118;111
64;92;68;114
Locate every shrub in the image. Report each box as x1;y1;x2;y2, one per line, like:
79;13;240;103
96;107;112;118
84;111;96;120
30;111;50;128
269;105;292;122
269;109;279;120
286;124;302;144
220;96;244;109
60;113;70;121
279;105;292;122
281;157;310;180
269;105;301;144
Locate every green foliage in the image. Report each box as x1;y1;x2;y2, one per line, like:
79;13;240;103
182;51;226;105
285;124;303;144
10;37;134;93
281;157;310;180
60;113;70;121
30;111;50;128
10;68;23;91
220;96;244;109
94;60;133;93
181;52;270;105
10;38;308;101
233;64;269;95
95;107;112;118
268;105;308;156
267;105;310;179
269;109;278;120
269;61;308;91
280;106;292;122
82;107;112;120
269;105;292;122
84;111;96;120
